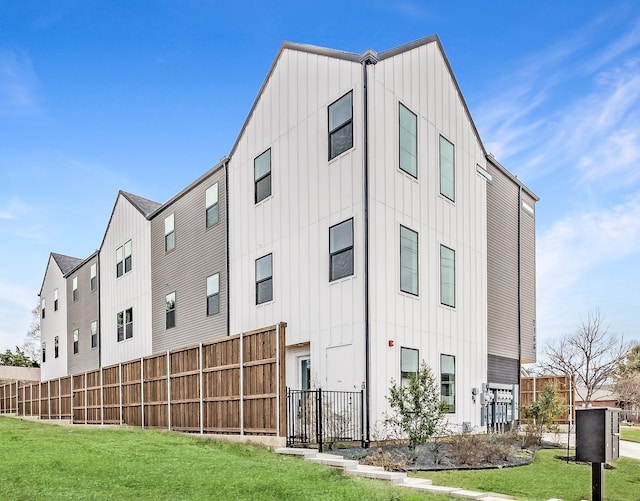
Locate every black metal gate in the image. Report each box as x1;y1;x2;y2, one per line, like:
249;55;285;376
286;388;364;452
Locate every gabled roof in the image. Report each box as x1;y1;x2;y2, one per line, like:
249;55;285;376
121;191;162;218
51;253;83;275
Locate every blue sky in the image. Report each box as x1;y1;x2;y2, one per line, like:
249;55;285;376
1;1;639;355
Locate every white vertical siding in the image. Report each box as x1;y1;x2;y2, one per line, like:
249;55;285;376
40;257;69;380
99;195;153;366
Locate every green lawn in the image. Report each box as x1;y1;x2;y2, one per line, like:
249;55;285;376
414;448;640;501
621;426;640;443
0;416;446;501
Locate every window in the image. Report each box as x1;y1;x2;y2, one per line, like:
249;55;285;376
41;298;46;319
441;354;455;413
116;245;124;277
166;292;176;329
90;263;97;291
91;321;98;349
255;254;273;304
54;336;59;358
328;91;353;159
117;308;133;342
73;329;79;354
399;103;417;177
205;183;219;227
72;276;78;302
400;347;419;387
165;214;175;252
54;289;58;311
206;274;220;316
400;225;418;295
254;149;271;204
440;245;455;307
439;136;455;201
116;240;132;277
42;342;46;363
329;219;354;281
124;240;132;273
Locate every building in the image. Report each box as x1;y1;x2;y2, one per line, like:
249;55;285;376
37;35;537;434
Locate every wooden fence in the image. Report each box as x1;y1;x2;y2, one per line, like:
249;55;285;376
0;323;286;437
520;374;575;424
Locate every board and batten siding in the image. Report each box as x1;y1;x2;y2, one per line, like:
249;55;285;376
151;165;228;352
67;255;100;375
39;256;69;381
366;40;489;428
520;190;537;363
228;46;367;392
99;195;154;366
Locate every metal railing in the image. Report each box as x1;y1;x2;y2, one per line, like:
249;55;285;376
286;388;364;452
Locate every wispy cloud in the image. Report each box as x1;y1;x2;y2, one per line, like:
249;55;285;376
0;49;41;115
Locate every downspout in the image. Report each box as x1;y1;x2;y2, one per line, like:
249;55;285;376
360;49;378;447
97;250;102;369
225;158;230;336
517;186;522;395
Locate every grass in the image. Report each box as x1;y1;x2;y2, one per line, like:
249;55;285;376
0;416;447;501
414;448;640;501
621;426;640;443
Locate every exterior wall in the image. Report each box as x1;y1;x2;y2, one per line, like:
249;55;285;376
520;191;537;363
40;257;68;380
151;165;228;352
66;255;100;375
228;48;366;393
99;195;153;366
367;42;489;429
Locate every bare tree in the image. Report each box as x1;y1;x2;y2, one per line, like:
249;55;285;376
615;343;640;421
20;303;41;365
540;310;630;406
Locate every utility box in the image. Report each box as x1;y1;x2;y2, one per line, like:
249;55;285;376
575;407;620;463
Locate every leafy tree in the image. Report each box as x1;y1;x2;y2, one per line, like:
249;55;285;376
522;383;566;445
385;361;446;449
0;346;39;367
540;310;631;405
20;303;41;364
618;343;640;376
615;343;640;421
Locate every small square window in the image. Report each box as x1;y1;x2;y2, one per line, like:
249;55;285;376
206;274;220;316
165;214;175;252
329;219;354;281
328;91;353;160
206;184;219;228
255;254;273;304
254;149;271;204
166;292;176;329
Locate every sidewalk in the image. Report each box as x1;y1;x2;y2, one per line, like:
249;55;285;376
542;432;640;460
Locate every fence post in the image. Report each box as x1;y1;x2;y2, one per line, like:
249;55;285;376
48;380;51;419
199;342;204;435
119;363;123;425
140;357;145;429
70;376;74;422
166;351;171;431
317;388;323;453
84;373;88;425
100;368;104;425
239;332;244;436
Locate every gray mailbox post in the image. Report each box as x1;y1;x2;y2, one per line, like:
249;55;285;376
575;407;620;501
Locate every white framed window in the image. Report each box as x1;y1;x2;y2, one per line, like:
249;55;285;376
72;276;78;302
117;308;133;342
441;354;455;413
329;219;354;281
255;254;273;305
165;213;175;252
73;329;79;354
42;342;46;363
205;183;219;228
54;336;59;358
206;274;220;316
328;91;353;159
400;225;418;295
116;241;132;277
116;245;124;277
401;347;419;386
90;263;97;291
54;289;58;311
124;240;132;273
166;292;176;329
439;136;455;201
91;320;98;349
399;102;417;178
41;298;46;319
440;245;455;308
254;149;271;204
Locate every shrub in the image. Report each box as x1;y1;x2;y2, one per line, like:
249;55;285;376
521;383;566;446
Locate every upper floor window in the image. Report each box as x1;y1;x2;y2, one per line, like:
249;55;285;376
165;213;175;252
329;219;354;281
166;292;176;329
90;263;97;291
399;103;417;178
441;354;456;413
400;225;419;296
328;91;353;160
117;308;133;342
72;276;78;302
54;289;58;311
91;320;98;349
205;183;219;228
41;298;46;319
401;347;419;387
439;136;455;201
206;274;220;316
73;329;79;354
42;342;46;363
54;336;59;358
116;240;132;277
254;149;271;204
440;245;455;308
255;254;273;305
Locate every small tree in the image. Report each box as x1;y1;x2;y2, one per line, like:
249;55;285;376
0;347;39;367
521;383;566;445
20;303;41;365
385;361;446;449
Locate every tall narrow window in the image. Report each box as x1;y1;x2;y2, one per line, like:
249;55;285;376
73;329;79;354
255;254;273;304
439;136;455;201
254;149;271;204
399;103;417;177
117;308;133;341
116;245;124;277
329;219;354;281
54;336;59;358
41;298;46;319
117;311;124;342
328;91;353;159
441;354;456;413
90;263;97;291
205;183;219;227
440;245;455;307
124;240;132;273
166;292;176;329
206;274;220;316
72;276;78;302
54;289;58;311
42;342;46;363
165;214;175;252
91;321;98;349
400;225;419;295
400;347;419;387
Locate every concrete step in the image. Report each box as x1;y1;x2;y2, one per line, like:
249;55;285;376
450;488;494;499
344;464;407;482
306;453;360;468
274;447;317;457
400;477;433;489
